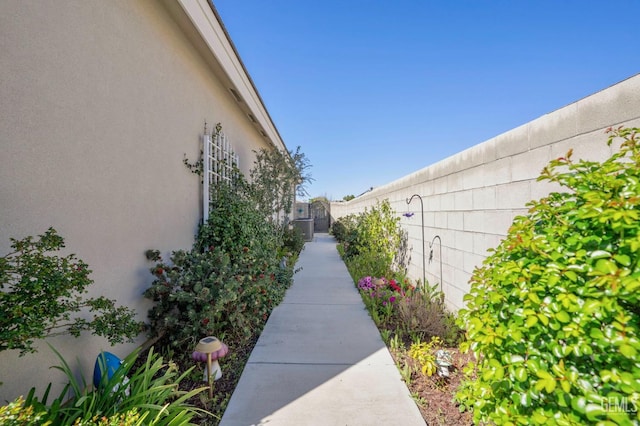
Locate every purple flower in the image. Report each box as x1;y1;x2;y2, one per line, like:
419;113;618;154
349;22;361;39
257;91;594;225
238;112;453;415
357;276;374;291
389;296;396;303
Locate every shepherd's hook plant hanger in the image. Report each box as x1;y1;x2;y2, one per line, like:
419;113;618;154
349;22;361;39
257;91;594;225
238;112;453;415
406;194;426;287
429;235;443;294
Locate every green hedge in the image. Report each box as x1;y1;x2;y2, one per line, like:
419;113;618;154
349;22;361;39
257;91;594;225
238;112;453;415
457;128;640;425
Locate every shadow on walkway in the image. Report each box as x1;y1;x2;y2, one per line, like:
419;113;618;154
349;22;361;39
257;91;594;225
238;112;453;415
219;233;425;426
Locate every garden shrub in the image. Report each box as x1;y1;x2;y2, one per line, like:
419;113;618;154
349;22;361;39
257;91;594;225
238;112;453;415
409;336;443;376
282;225;305;258
357;276;406;326
337;199;462;346
457;127;640;425
346;250;393;283
0;396;48;426
330;214;358;244
195;183;279;264
397;291;462;346
148;140;310;352
355;199;404;271
356;275;462;346
13;345;209;425
249;146;312;223
0;228;143;355
144;245;289;347
333;199;407;276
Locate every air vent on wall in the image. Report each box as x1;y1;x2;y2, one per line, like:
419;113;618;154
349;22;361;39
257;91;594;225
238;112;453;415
259;130;267;137
247;113;257;123
229;88;243;103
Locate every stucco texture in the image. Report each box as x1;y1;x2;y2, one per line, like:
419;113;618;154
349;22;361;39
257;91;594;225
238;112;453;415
0;0;272;400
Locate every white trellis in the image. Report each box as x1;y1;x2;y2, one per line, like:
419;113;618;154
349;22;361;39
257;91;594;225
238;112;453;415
203;128;239;222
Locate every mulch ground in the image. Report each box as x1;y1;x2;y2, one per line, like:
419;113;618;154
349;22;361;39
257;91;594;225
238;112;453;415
391;347;475;426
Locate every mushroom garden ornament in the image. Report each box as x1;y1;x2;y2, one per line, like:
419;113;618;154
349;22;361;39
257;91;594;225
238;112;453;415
193;336;229;398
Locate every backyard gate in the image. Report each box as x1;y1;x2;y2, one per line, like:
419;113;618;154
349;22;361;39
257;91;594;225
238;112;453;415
311;199;330;232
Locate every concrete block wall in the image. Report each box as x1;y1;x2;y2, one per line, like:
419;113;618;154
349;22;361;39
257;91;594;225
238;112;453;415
331;74;640;311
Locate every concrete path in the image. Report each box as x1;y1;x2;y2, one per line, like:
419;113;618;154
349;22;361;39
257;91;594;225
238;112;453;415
219;233;426;426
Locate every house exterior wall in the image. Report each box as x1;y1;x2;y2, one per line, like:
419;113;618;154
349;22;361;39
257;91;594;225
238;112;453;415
0;0;280;401
331;74;640;312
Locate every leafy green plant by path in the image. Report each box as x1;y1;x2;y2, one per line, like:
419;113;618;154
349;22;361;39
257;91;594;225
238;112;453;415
8;345;211;425
0;396;49;425
356;275;462;347
144;246;292;348
0;228;143;355
397;291;462;346
332;199;407;278
196;182;280;263
357;276;408;325
329;213;357;244
409;337;443;376
457;127;640;425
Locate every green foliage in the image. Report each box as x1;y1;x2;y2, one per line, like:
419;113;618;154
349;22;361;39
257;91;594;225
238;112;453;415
457;127;640;425
396;291;463;346
329;214;358;246
73;409;143;426
356;200;403;270
144;245;290;347
409;337;443;376
15;345;210;425
355;275;462;346
282;225;305;257
332;199;407;277
0;228;143;355
146;138;307;378
249;145;313;221
196;182;279;264
183;122;223;180
346;250;391;283
0;396;49;426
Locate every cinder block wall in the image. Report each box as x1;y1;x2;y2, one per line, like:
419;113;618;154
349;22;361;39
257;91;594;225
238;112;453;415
331;74;640;311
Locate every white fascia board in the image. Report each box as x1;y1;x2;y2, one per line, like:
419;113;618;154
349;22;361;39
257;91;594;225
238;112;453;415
177;0;286;152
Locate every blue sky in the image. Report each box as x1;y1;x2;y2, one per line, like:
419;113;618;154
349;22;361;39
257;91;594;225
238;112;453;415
213;1;640;201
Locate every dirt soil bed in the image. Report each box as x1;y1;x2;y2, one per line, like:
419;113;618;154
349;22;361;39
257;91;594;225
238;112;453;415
391;347;474;426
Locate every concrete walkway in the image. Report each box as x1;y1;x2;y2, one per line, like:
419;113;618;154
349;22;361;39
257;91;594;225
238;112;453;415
219;233;425;426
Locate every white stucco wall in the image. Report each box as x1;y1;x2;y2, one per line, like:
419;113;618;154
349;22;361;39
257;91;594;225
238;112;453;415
331;74;640;312
0;0;281;401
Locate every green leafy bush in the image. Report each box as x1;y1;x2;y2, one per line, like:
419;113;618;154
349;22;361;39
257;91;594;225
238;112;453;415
346;250;392;283
355;199;404;270
148;140;307;351
333;199;407;277
14;345;210;425
144;245;289;347
409;337;443;376
330;213;358;244
457;127;640;425
0;228;143;355
282;225;305;258
196;183;279;264
396;290;462;346
0;396;49;426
